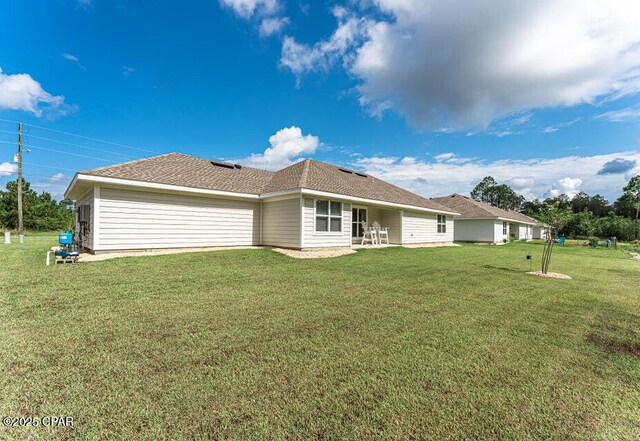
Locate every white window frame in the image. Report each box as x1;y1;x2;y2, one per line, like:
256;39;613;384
437;214;447;234
503;221;508;236
314;199;343;234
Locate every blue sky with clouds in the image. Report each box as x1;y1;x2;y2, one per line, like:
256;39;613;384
0;0;639;201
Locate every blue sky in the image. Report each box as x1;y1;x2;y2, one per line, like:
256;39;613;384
0;0;639;201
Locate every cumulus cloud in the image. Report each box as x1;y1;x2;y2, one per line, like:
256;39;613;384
280;8;372;80
353;151;640;201
259;17;289;36
219;0;278;19
237;126;319;170
597;158;637;175
0;162;18;177
0;67;70;117
278;0;640;129
548;177;583;198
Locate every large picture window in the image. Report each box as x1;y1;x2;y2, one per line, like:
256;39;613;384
316;200;342;232
437;215;447;233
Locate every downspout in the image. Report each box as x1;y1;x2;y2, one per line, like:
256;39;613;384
259;202;263;246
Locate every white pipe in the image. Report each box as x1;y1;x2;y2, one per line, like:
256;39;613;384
19;234;24;244
3;231;9;244
46;251;51;266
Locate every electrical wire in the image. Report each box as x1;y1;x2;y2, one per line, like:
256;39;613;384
0;118;162;154
0;129;138;160
23;143;115;163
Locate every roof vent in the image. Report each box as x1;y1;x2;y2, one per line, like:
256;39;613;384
338;168;354;174
355;172;367;178
234;164;242;169
210;161;235;169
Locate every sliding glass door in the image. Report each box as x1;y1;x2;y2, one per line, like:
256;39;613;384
351;207;367;239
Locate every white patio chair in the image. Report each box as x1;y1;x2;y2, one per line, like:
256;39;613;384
373;221;390;245
360;221;378;245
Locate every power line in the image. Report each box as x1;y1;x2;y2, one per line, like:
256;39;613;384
0;118;162;155
0;129;138;160
23;143;115;163
24;162;80;173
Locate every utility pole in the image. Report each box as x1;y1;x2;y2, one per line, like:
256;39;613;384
17;122;24;244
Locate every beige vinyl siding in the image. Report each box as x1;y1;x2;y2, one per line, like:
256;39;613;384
402;211;454;244
97;187;260;250
302;198;352;248
261;197;301;248
381;210;402;244
453;219;497;242
76;188;95;250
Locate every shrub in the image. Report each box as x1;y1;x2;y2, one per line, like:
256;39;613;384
587;237;599;248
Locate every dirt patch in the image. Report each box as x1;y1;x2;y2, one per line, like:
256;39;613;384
526;271;572;279
80;246;260;262
271;248;357;259
586;334;640;357
402;243;460;249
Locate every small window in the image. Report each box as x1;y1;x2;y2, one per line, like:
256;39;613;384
315;200;342;232
503;222;508;235
437;215;447;233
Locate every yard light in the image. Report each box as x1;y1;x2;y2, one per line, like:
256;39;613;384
526;253;533;271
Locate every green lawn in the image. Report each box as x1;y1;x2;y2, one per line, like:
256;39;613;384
1;235;639;440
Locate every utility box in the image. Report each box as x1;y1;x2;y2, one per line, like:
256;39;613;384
59;232;73;245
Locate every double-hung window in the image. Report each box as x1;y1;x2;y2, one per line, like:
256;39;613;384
315;200;342;232
437;215;447;233
503;221;508;235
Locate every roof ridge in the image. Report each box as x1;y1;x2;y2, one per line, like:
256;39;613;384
299;158;311;188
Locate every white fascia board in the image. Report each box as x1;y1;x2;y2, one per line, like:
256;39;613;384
456;216;538;225
73;174;260;200
63;173;80;199
294;188;461;216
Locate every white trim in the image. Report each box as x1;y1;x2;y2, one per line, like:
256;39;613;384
70;174;260;200
456;216;538;226
299;196;304;248
93;186;101;250
300;189;459;216
64;173;79;199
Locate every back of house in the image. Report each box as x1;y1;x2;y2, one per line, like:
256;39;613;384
65;153;460;253
431;194;542;243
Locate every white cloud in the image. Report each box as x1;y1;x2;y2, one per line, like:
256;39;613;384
280;9;372;81
219;0;278;19
62;53;86;70
549;177;583;198
595;105;640;122
0;162;18;177
259;17;289;36
237;126;319;170
0;67;69;117
543;118;581;133
122;66;135;76
434;152;455;162
353;151;640;201
32;173;70;199
279;1;640;130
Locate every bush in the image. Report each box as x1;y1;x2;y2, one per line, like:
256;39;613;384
587;237;599;248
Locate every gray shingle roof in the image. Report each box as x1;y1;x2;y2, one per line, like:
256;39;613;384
83;153;275;195
80;153;455;213
431;194;538;224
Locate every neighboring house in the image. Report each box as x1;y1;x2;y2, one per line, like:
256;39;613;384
430;194;540;243
64;153;459;253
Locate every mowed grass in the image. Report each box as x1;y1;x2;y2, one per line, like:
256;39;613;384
1;235;639;440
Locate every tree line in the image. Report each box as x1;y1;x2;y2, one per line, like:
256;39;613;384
471;175;640;241
0;179;75;231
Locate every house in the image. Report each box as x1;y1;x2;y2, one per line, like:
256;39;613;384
64;153;460;253
430;194;540;243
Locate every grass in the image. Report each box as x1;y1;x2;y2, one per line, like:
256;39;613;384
1;233;639;440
